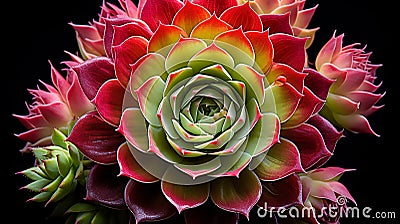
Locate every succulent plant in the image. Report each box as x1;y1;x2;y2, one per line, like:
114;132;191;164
13;0;385;224
18;129;87;205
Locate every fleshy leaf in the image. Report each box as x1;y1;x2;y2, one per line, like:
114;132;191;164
214;28;255;66
255;138;304;181
210;169;261;219
307;114;343;158
111;21;153;47
67;111;124;164
220;2;263;32
73;57;115;100
308;167;355;181
104;17;135;58
164;67;194;96
282;87;324;128
258;174;303;208
211;151;251;177
135;76;165;127
332;113;379;136
191;14;233;43
161;181;210;213
125;180;177;223
245;30;273;73
245;113;280;156
260;13;293;35
231;64;265;104
140;0;184;31
192;0;238;16
172;1;211;35
165;37;208;73
270;34;307;72
117;143;158;183
113;36;148;87
118;108;149;152
66;72;94;116
148;24;188;56
130;53;166;94
174;157;222;179
281;124;332;169
86;164;127;209
262;80;302;123
92;79;125;126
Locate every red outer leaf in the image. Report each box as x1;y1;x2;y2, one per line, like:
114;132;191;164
307;115;343;168
255;138;304;181
192;0;238;16
257;174;303;208
140;0;184;31
67;111;124;164
266;63;307;93
172;1;211;35
220;3;262;32
328;181;357;205
308;167;355;181
15;127;53;143
260;13;293;35
161;181;210;213
117;143;158;183
66;71;94;117
104;17;135;58
113;36;148;87
191;14;233;41
148;24;187;55
92;79;126;126
308;114;343;153
50;62;70;98
184;201;239;224
125;180;177;223
112;21;153;48
86;164;128;210
14;114;48;129
282;87;324;128
210;169;261;219
281;123;332;170
270;33;307;72
73;57;115;100
303;68;334;112
245;30;273;73
37;102;73;127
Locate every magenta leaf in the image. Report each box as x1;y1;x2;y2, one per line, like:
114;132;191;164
258;174;303;209
161;181;210;213
67;111;124;164
192;0;238;17
210;169;261;219
125;180;177;223
72;57;115;100
86;164;128;210
281;123;332;169
92;79;126;126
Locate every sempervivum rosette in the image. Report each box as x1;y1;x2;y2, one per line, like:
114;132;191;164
65;0;342;223
14;60;93;152
315;33;384;135
300;167;357;224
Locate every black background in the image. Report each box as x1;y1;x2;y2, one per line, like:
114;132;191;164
3;0;399;223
